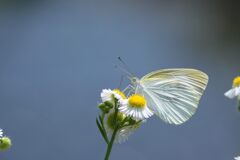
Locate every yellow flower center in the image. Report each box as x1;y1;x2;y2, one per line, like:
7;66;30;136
233;76;240;87
113;89;126;99
128;94;146;108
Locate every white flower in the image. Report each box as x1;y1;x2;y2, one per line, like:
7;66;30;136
104;112;138;144
225;76;240;99
225;87;240;99
119;94;153;120
234;156;240;160
0;129;3;137
101;89;126;103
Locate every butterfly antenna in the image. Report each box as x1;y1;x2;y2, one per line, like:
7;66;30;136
118;75;124;89
117;57;134;77
114;65;131;77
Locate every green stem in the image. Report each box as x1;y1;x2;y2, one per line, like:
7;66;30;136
104;98;119;160
104;126;118;160
237;96;240;111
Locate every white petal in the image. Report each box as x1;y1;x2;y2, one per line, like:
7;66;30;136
235;87;240;95
0;129;3;137
224;88;237;99
101;89;113;102
235;156;240;160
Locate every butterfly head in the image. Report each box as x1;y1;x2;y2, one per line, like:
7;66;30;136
130;77;140;86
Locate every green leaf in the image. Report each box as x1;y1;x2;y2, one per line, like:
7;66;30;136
96;118;109;144
98;115;109;144
99;115;104;125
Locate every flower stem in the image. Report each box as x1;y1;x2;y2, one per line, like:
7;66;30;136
237;96;240;111
104;98;119;160
104;126;118;160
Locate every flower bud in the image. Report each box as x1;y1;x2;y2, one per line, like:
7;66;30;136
98;103;110;114
128;118;137;125
104;101;113;108
0;137;12;151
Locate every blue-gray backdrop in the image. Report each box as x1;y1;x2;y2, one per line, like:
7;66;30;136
0;1;240;160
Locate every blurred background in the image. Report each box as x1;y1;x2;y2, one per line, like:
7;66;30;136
0;0;240;159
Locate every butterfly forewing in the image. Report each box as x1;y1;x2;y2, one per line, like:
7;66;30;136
135;68;208;125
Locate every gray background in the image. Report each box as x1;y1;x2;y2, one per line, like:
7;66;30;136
0;1;240;159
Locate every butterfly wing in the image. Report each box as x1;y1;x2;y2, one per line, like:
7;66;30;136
135;68;208;125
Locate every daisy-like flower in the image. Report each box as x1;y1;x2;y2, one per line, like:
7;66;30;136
235;156;240;160
105;112;138;144
0;129;3;137
119;94;153;120
225;76;240;99
101;89;126;103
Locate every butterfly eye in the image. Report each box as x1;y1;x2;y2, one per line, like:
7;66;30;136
131;77;139;85
131;77;136;83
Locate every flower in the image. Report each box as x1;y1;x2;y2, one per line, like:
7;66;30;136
101;89;126;103
0;129;2;137
235;156;240;160
224;87;240;99
233;76;240;87
225;76;240;99
105;112;137;144
113;89;126;100
119;94;153;120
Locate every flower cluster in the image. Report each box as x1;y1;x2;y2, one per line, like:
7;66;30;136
225;76;240;99
224;76;240;160
96;88;153;159
97;89;153;144
225;77;240;160
0;129;12;151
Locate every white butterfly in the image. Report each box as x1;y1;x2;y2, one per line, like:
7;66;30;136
127;68;209;125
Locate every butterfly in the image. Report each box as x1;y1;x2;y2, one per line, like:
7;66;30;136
126;68;209;125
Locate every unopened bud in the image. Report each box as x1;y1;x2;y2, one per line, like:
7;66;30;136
0;137;12;151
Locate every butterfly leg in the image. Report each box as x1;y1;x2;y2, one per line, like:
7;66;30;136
122;84;135;97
